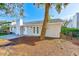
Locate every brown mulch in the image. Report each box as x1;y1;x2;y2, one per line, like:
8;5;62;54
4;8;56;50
0;36;79;56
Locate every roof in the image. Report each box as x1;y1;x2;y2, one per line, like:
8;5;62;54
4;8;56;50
24;19;64;25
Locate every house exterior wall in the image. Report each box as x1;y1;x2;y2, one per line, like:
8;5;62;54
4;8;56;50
23;27;28;35
77;13;79;28
23;24;42;36
10;19;63;38
15;19;20;35
46;23;62;37
67;13;79;28
10;20;20;35
72;14;77;28
10;26;15;33
23;22;63;38
67;16;77;28
10;18;24;35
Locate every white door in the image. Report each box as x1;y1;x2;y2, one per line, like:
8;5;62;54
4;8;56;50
27;27;32;35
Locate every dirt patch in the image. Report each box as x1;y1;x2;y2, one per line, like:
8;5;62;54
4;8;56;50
61;34;79;46
0;36;79;56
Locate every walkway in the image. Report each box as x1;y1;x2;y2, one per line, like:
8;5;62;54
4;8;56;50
0;34;22;40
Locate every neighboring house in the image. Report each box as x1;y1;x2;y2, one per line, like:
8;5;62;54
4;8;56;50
67;13;79;28
10;19;64;38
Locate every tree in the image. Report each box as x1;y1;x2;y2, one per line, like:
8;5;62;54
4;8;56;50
0;3;5;9
40;3;50;40
0;3;24;18
0;3;9;16
63;20;71;27
34;3;68;40
4;3;24;18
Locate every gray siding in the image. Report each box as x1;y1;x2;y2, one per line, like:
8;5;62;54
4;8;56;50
77;13;79;28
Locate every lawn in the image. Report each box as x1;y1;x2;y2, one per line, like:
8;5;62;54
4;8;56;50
0;33;8;36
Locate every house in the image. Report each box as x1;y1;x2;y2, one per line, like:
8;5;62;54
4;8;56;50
67;13;79;28
10;19;64;38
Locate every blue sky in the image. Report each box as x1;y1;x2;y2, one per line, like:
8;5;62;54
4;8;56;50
0;3;79;22
58;3;79;20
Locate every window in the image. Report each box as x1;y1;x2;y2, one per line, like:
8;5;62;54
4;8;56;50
33;27;35;34
33;26;39;34
37;27;39;34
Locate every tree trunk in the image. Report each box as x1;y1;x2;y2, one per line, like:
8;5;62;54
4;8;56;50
40;3;50;40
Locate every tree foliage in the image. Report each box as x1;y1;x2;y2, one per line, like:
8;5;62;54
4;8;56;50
34;3;68;14
0;3;24;18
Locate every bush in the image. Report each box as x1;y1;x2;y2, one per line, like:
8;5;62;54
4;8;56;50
61;27;79;37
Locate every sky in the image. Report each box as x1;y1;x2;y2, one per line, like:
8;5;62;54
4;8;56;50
0;3;79;22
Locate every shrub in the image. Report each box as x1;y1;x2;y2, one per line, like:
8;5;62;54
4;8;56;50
61;27;79;37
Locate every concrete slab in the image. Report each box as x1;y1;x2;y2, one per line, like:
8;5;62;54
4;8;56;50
0;34;22;40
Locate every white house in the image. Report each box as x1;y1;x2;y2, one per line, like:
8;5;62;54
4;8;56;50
10;19;64;38
67;13;79;28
